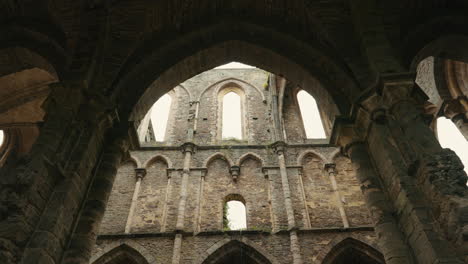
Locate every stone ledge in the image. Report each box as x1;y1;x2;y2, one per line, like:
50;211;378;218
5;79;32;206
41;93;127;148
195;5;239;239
96;226;375;239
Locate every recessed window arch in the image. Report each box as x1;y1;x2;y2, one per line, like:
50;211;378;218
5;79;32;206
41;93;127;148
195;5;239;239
436;117;468;174
218;86;245;140
223;194;247;230
297;90;326;139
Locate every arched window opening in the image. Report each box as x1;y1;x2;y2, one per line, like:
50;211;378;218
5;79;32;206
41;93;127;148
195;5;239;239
297;90;326;139
222;91;242;140
0;130;4;148
223;199;247;230
437;117;468;174
149;94;172;142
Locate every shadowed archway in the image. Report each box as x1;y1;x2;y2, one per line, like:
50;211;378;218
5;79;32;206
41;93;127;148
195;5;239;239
322;238;385;264
202;240;272;264
92;244;150;264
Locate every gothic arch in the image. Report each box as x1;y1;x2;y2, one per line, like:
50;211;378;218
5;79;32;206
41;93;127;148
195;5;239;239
123;157;139;168
317;237;384;264
198;78;266;102
408;33;468;70
0;25;67;78
90;242;154;264
143;154;172;169
237;152;265;167
115;20;355;123
329;148;345;164
297;150;327;165
176;84;193;102
203;152;234;168
195;238;279;264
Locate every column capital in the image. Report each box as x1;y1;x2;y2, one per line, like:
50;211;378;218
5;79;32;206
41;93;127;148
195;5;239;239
135;168;147;179
270;141;287;154
229;166;240;182
324;163;336;173
180;142;196;153
379;73;428;109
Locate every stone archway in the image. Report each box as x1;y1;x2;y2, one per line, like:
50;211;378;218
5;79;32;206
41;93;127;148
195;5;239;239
91;243;152;264
320;238;385;264
199;239;276;264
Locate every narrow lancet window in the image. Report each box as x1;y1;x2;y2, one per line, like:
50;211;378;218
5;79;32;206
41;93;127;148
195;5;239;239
437;117;468;174
222;92;242;139
150;94;172;141
223;200;247;230
297;90;326;139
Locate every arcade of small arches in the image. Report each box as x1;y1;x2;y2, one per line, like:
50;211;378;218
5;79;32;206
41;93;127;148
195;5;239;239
1;2;468;264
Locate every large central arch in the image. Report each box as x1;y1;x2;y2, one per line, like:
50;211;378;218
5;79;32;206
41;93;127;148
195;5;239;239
110;20;362;125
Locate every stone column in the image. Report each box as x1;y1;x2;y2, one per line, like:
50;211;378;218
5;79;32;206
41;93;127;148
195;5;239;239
297;169;311;229
124;168;147;233
366;101;465;262
17;82;117;264
60;130;129;264
272;142;303;264
345;142;414;264
171;142;195;264
324;163;349;228
382;76;468;262
0;82;87;264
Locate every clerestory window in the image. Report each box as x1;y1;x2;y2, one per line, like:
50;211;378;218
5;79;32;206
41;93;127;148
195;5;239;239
222;91;242;140
297;90;326;139
223;198;247;230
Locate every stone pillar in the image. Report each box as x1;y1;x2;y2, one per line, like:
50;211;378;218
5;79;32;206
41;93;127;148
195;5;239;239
381;76;468;262
12;81;117;264
124;168;147;233
345;142;414;264
297;169;311;229
60;131;129;264
272;142;303;264
171;142;195;264
324;163;349;228
367;111;464;263
0;82;86;263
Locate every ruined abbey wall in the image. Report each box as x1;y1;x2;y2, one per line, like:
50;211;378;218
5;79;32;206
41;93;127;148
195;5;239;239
93;69;378;263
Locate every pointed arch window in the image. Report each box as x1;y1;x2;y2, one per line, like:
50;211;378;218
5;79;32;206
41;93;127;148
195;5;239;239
222;91;242;140
297;90;326;139
223;195;247;230
437;117;468;174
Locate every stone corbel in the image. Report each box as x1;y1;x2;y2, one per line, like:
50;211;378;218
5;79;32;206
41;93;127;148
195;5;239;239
135;168;146;180
229;166;240;182
324;163;336;174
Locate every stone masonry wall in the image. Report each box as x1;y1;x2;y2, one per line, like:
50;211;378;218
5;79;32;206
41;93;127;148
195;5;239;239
94;68;378;263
